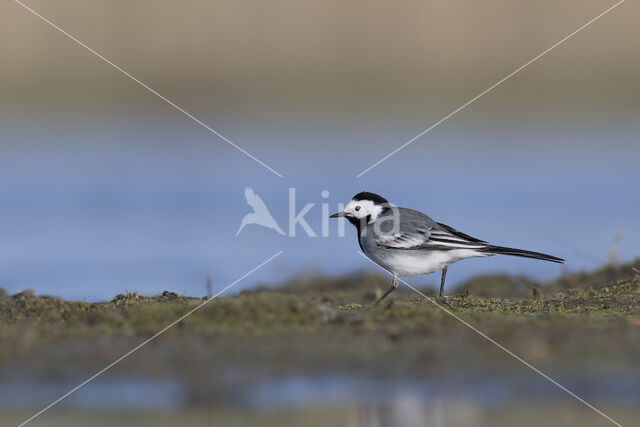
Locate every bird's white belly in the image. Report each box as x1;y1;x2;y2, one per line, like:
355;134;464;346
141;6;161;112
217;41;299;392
368;249;488;277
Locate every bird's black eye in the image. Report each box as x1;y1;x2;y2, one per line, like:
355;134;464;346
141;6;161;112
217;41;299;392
355;206;361;211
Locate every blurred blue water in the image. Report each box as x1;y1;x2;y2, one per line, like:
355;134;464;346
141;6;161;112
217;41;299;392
2;372;639;410
1;116;638;300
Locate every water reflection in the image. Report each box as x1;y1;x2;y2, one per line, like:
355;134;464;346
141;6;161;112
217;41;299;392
2;374;638;426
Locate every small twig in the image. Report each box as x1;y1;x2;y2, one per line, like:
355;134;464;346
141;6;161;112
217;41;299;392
206;276;213;299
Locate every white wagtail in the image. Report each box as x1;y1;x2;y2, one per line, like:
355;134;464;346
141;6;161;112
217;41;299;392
330;192;564;304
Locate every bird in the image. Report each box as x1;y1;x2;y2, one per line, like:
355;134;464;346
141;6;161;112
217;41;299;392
330;192;564;304
236;187;285;236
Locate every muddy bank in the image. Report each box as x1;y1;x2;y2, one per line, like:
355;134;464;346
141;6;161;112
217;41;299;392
1;261;639;380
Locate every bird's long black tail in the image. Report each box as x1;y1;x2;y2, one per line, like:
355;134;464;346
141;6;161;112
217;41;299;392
481;245;565;264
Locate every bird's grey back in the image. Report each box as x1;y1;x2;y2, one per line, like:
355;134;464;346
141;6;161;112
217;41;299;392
361;207;433;247
370;207;437;232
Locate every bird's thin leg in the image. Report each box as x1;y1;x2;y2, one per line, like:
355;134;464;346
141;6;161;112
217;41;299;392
375;275;398;305
439;267;448;297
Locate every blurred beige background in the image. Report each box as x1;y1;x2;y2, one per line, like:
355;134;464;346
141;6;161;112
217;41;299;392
1;0;638;118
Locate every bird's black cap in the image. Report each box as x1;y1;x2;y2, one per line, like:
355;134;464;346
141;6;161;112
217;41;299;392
352;192;388;205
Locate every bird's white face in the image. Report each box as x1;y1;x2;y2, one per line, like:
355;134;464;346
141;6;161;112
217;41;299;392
343;199;384;222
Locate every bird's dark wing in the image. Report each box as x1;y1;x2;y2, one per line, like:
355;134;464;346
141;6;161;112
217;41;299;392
375;209;487;251
421;223;488;250
375;224;432;249
435;222;487;244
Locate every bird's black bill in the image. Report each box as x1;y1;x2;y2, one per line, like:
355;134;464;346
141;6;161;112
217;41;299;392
330;212;346;218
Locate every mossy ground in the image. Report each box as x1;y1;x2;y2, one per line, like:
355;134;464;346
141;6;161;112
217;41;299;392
2;261;639;390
